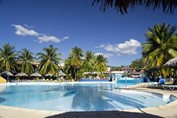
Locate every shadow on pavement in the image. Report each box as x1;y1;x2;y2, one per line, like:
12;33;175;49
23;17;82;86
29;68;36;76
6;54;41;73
46;111;162;118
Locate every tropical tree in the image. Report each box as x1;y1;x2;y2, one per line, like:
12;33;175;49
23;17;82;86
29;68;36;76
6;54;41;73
0;43;17;71
110;66;122;71
130;58;144;70
64;46;84;80
142;23;177;77
17;48;34;75
64;57;75;80
95;54;107;78
93;0;177;15
82;51;95;72
37;45;61;75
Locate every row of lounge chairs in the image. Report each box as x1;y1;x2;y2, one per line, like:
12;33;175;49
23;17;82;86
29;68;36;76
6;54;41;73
11;78;74;83
147;78;177;90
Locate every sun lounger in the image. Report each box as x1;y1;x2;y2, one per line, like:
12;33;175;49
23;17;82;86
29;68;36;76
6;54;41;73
162;85;177;90
162;79;177;90
148;78;165;88
147;82;158;87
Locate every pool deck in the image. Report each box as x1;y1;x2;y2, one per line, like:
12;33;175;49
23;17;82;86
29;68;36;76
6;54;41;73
0;83;177;118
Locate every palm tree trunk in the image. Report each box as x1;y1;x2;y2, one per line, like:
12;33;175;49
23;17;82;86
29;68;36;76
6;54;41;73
73;68;77;80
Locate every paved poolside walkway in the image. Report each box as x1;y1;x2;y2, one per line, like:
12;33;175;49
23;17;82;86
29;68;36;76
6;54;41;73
0;85;177;118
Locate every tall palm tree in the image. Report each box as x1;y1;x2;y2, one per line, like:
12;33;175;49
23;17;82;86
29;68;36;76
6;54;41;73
142;23;177;77
70;46;84;60
82;51;95;72
64;47;84;80
93;0;177;15
37;45;61;75
18;48;34;75
0;43;17;71
95;54;107;78
64;57;75;80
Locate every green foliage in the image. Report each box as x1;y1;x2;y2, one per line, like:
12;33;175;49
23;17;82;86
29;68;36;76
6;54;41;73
95;54;107;78
130;58;144;69
93;0;177;15
64;47;84;80
95;54;107;72
18;48;34;75
142;23;177;77
37;45;61;75
0;43;17;71
110;66;122;71
65;74;73;80
64;47;108;80
82;51;96;72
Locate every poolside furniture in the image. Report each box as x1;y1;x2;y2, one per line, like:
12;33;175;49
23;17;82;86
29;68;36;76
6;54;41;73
162;79;177;90
147;82;158;87
162;85;177;90
148;78;165;88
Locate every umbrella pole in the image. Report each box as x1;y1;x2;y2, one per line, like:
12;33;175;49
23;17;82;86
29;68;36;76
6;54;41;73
7;75;9;82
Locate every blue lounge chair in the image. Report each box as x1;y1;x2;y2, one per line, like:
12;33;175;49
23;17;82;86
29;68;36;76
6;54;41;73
149;78;165;88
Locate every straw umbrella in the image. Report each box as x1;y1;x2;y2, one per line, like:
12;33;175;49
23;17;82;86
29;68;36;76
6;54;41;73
163;57;177;78
15;72;28;81
15;72;28;77
1;71;13;76
1;71;14;82
30;72;42;81
30;72;42;77
45;73;53;77
164;57;177;66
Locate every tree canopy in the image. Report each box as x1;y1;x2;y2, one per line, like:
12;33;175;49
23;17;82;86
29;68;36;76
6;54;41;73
93;0;177;15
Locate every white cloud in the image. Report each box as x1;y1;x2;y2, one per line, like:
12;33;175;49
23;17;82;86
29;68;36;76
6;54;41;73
96;39;141;55
12;24;39;36
12;24;68;43
104;44;115;51
61;36;69;41
94;52;112;58
64;36;69;40
38;34;60;43
24;24;34;29
95;44;105;48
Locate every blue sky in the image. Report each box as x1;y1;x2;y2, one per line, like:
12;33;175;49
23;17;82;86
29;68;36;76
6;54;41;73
0;0;177;66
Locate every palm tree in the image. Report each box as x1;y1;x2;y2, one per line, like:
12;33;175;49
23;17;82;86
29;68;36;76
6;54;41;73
142;23;177;77
18;48;34;75
37;45;62;75
64;47;84;80
95;54;107;78
0;43;17;71
93;0;177;15
64;57;75;80
130;58;144;69
82;51;95;72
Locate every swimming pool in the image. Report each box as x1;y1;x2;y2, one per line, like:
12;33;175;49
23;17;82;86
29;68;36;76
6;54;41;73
0;83;176;111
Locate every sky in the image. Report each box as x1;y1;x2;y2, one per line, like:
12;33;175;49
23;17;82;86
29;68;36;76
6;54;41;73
0;0;177;66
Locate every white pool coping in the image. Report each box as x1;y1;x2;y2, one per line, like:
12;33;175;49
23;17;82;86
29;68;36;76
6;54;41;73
0;81;116;86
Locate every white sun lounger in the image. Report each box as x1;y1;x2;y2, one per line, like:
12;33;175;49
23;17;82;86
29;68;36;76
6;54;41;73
162;85;177;90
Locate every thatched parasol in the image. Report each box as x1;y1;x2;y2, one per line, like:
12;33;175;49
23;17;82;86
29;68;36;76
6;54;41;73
1;71;14;82
1;71;13;76
45;73;53;77
164;57;177;66
30;72;42;77
15;72;28;77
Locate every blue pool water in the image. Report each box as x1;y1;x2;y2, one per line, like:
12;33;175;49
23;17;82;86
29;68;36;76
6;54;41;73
117;77;143;84
0;83;176;111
